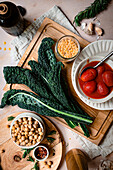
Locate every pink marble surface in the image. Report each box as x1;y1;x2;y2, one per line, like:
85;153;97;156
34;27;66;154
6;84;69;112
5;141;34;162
0;0;113;169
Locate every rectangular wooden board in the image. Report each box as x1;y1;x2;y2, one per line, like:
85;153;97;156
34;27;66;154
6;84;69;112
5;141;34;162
4;17;113;145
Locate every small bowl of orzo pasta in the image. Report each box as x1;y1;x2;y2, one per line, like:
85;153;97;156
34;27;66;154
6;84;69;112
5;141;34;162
10;112;45;149
55;35;80;62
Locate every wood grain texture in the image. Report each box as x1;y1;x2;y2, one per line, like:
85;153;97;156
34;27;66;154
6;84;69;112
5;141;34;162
3;17;113;145
0;111;63;170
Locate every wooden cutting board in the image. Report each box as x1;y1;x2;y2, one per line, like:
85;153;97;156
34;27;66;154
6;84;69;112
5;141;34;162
0;111;63;170
4;17;113;145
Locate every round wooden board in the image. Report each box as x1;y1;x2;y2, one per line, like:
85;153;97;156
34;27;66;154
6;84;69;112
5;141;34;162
0;111;63;170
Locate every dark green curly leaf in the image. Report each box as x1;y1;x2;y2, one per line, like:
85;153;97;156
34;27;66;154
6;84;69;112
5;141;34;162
74;0;111;26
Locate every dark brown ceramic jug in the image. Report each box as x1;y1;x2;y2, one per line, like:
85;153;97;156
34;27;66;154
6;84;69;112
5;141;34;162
0;1;25;36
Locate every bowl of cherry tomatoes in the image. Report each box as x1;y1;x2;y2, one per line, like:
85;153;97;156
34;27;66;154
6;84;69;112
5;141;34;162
72;57;113;103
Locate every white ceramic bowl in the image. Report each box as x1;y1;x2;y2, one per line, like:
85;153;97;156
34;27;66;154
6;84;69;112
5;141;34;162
10;112;45;149
72;56;113;103
33;145;49;161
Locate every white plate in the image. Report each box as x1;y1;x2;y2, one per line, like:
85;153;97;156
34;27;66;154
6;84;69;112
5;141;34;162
71;40;113;110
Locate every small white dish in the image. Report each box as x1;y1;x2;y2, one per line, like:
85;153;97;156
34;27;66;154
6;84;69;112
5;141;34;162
10;112;45;149
73;56;113;104
33;145;49;161
71;40;113;110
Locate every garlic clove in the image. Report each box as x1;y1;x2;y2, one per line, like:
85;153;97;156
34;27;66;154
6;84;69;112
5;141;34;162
84;22;94;35
95;27;103;36
81;22;87;31
88;22;94;32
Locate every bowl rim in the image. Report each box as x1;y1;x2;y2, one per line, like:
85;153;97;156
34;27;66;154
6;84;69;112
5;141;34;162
10;112;45;149
33;145;49;161
72;56;113;104
55;35;80;61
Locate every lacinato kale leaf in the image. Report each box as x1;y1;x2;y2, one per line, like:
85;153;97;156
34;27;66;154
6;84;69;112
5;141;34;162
28;60;72;110
3;66;53;100
0;89;93;125
38;37;55;70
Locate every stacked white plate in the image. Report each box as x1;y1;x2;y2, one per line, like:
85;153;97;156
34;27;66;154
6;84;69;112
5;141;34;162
71;40;113;110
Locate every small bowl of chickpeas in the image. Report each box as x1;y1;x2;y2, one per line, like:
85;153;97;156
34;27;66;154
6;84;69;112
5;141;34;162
55;35;80;62
10;112;45;149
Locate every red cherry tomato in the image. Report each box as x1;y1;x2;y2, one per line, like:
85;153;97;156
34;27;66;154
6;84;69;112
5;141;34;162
102;71;113;87
81;68;97;82
83;81;96;94
97;82;109;96
96;65;105;75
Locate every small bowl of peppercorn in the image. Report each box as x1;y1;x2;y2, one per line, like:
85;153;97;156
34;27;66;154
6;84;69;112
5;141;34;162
33;145;49;161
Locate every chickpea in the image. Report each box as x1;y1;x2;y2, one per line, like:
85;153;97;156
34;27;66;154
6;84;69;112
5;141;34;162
25;127;29;132
28;117;32;121
16;127;20;132
12;130;15;134
29;131;33;135
19;139;22;143
38;128;42;132
23;117;27;122
15;129;18;133
13;137;16;142
31;128;34;132
25;139;29;144
21;136;25;141
21;132;25;136
18;134;21;139
28;143;32;146
12;126;15;130
18;118;22;123
37;139;40;143
28;125;32;129
15;124;19;128
25;120;28;124
34;121;39;125
39;132;43;136
48;161;53;166
21;141;26;146
14;120;18;124
26;143;29;146
33;140;36;145
35;130;39;134
44;161;47;165
21;125;25;131
14;132;18;137
34;134;38;139
12;133;15;137
24;124;28;128
33;124;37;128
29;121;32;125
25;131;29;136
29;136;33;140
45;164;51;169
38;135;42;140
25;134;28;139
